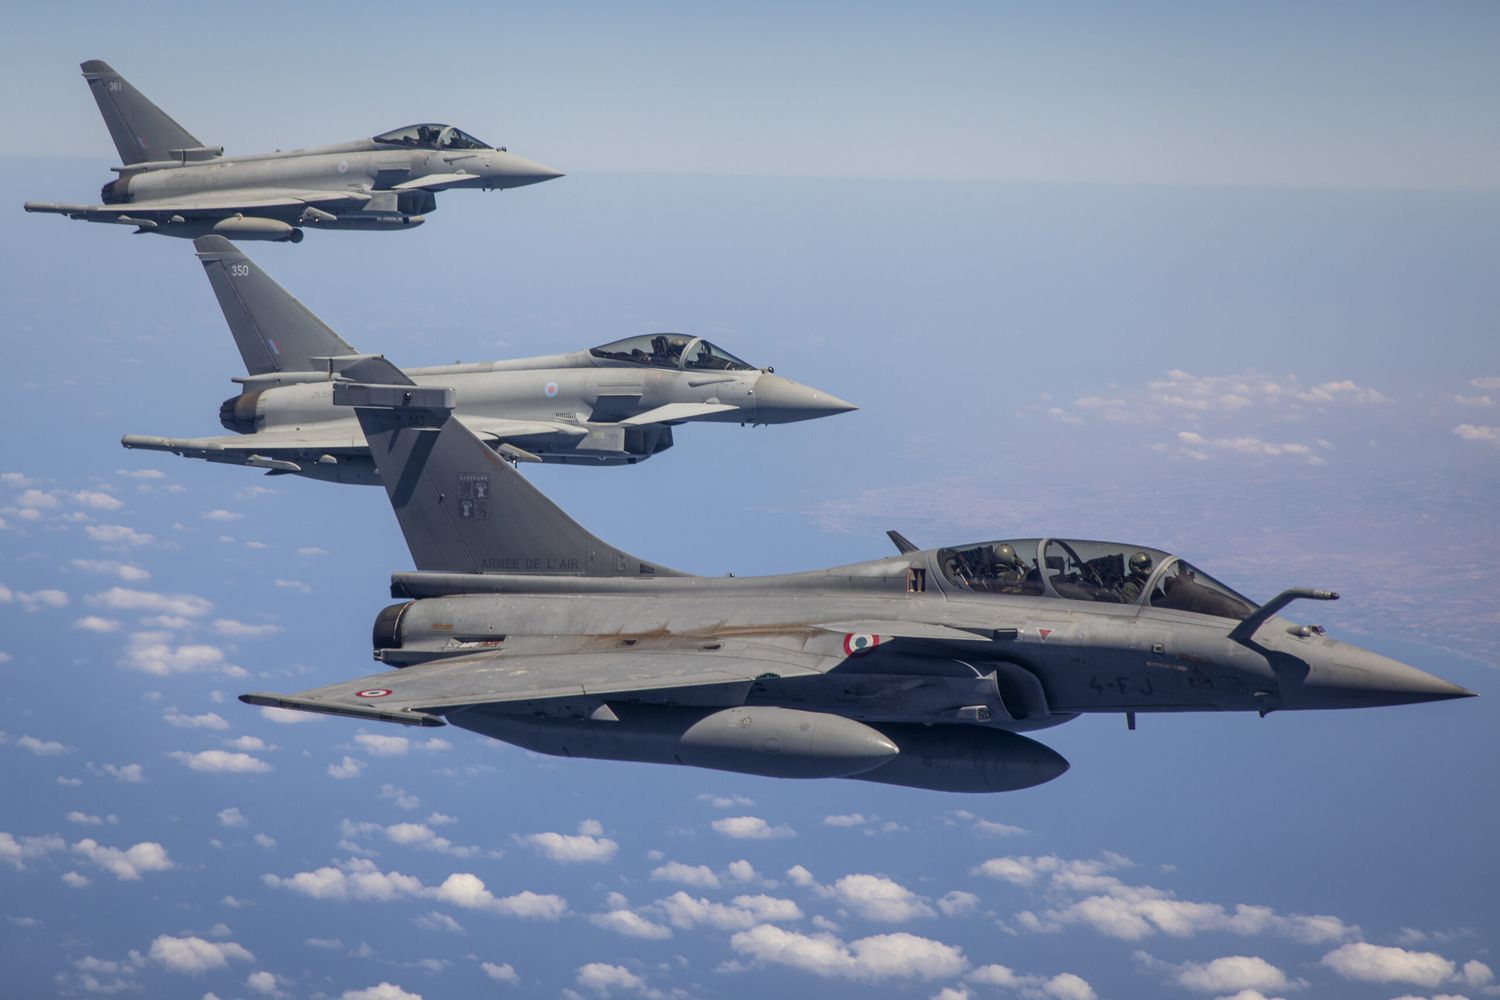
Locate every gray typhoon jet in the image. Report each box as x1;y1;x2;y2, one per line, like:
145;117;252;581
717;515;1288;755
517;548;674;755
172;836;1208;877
24;60;561;242
122;237;855;481
241;381;1475;793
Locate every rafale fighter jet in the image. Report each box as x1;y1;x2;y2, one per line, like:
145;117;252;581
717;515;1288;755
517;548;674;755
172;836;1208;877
121;237;855;482
24;60;561;242
241;382;1475;793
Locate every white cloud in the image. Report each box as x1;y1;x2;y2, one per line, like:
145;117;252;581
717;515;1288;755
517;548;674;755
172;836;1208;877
0;831;67;869
1173;955;1299;994
327;756;366;779
590;908;673;940
164;710;230;730
727;859;759;882
967;964;1098;999
698;793;754;808
1454;424;1500;446
85;524;154;547
212;619;282;637
18;489;59;509
71;559;149;582
731;924;967;982
650;861;720;888
66;812;107;826
415;910;464;933
122;631;231;676
202;509;243;522
520;820;617;863
1463;960;1493;987
9;588;69;612
254;833;276;849
353;734;411;757
74;615;121;633
480;961;519;984
823;873;935;922
218;807;247;828
100;763;144;783
169;750;272;774
1321;942;1456;987
982;853;1354;945
937;891;980;917
93;587;212;617
712;815;794;840
656;891;802;931
74;839;173;880
824;813;868;828
427;873;567;919
247;970;281;995
149;935;253;974
341;985;423;1000
265;857;424;902
576;963;647;995
62;870;90;888
17;735;71;756
72;490;123;511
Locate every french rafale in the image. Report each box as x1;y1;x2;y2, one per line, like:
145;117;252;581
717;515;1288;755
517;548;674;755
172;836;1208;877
122;237;855;481
24;60;560;242
241;381;1475;793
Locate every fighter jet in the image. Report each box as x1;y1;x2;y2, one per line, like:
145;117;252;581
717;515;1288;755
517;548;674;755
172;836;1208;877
241;382;1475;793
121;237;855;482
24;60;561;242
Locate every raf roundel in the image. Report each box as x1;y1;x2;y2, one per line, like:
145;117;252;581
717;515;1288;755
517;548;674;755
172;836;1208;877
356;688;393;699
843;632;881;656
543;380;560;398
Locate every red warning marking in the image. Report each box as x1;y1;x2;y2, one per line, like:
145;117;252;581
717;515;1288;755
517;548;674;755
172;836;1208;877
356;688;393;698
1037;628;1053;641
843;633;881;656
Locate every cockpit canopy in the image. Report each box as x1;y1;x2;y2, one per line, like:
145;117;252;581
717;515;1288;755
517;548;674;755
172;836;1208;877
590;334;756;372
374;124;493;151
936;537;1258;620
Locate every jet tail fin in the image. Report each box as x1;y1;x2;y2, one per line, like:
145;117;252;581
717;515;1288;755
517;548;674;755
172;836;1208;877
334;382;683;578
80;60;210;165
194;236;359;375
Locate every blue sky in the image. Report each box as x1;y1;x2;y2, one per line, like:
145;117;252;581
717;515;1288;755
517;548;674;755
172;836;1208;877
2;4;1498;999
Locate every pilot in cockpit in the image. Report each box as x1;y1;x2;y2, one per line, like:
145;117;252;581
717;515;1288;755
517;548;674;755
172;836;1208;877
1120;551;1153;602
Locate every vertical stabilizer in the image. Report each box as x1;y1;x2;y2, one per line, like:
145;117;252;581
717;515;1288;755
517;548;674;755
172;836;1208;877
80;60;205;165
194;236;358;375
334;383;683;578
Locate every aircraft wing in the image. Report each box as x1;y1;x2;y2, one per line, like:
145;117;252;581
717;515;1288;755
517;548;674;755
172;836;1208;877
122;424;370;470
241;641;830;727
24;189;368;224
122;416;589;471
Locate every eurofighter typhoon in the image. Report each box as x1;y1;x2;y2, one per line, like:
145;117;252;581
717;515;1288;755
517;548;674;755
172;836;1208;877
24;61;561;242
242;382;1475;793
122;238;856;481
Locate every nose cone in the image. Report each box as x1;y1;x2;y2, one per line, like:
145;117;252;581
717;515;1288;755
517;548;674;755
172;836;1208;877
752;373;858;424
484;151;565;188
1287;644;1476;710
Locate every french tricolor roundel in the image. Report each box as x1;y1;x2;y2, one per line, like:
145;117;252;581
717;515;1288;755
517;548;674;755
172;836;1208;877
843;633;881;656
356;688;393;699
544;380;560;398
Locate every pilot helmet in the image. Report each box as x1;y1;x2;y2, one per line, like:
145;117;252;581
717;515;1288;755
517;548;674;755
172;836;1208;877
993;543;1021;569
1129;551;1153;575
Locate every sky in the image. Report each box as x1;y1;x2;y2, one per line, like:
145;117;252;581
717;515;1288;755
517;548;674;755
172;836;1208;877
2;3;1498;999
